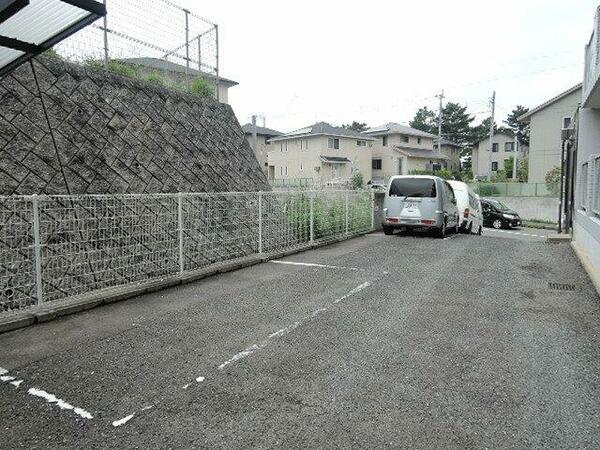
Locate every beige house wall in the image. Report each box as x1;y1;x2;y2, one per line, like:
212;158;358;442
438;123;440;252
527;89;581;183
245;134;271;174
267;135;374;183
472;133;516;179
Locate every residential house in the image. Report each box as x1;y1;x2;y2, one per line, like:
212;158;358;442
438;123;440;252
241;124;282;174
266;122;376;184
434;138;462;172
471;132;516;179
361;123;449;183
573;7;600;293
120;57;238;104
518;84;582;183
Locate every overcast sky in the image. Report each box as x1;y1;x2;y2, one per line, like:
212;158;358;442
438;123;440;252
181;0;597;132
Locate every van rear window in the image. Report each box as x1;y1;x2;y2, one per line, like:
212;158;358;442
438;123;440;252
389;178;437;198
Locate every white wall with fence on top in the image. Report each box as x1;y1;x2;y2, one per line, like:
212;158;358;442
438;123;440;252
0;190;374;317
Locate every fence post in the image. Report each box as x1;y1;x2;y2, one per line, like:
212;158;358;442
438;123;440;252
215;24;220;102
184;9;190;89
102;0;109;70
371;190;375;230
345;191;349;233
31;195;43;306
197;34;202;72
258;191;263;254
177;193;184;274
309;194;314;243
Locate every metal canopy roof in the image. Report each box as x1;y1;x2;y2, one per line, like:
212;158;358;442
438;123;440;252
0;0;105;77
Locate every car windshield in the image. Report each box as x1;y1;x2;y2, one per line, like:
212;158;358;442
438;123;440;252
389;178;437;198
488;200;510;211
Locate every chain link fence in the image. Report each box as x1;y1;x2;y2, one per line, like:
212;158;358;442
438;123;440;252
53;0;220;97
0;190;373;316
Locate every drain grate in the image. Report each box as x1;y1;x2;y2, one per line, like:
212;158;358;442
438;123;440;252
548;282;577;291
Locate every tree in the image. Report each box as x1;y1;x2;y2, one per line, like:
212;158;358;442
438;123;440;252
545;166;561;195
409;107;436;134
342;121;368;132
518;156;528;182
351;171;364;189
503;105;530;147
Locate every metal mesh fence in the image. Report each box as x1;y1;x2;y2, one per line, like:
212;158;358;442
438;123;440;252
0;191;373;316
53;0;219;95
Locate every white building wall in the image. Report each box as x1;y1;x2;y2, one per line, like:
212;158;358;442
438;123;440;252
573;106;600;290
527;89;581;183
471;133;516;179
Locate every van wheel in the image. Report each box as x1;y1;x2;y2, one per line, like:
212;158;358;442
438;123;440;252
492;219;503;229
435;221;446;238
383;225;394;235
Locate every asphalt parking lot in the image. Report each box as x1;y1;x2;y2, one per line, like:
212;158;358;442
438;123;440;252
1;229;599;448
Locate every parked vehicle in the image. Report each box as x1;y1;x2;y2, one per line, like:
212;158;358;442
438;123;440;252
447;180;483;235
481;198;522;229
382;175;460;238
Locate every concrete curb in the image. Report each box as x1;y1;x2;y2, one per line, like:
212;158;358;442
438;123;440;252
546;234;572;243
0;230;372;335
571;241;600;298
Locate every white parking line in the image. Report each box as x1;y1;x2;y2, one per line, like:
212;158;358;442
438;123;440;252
270;260;361;271
486;229;545;238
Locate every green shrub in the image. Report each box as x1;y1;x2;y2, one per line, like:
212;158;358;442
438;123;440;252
545;166;561;196
351;172;364;189
477;184;501;196
190;77;214;97
144;72;165;86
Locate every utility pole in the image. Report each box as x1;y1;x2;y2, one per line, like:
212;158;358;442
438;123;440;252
512;131;519;180
251;115;258;153
487;91;496;180
436;90;444;149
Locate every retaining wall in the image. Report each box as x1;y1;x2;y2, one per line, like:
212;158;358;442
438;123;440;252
489;196;559;223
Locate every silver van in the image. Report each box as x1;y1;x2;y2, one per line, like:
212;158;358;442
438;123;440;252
382;175;460;237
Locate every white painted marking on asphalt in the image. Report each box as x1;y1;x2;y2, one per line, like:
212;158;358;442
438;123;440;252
112;414;135;427
182;384;190;389
28;388;94;420
9;380;23;388
487;229;545;238
196;376;205;383
334;281;371;304
0;375;15;382
218;344;260;370
141;405;153;411
0;367;7;375
218;280;375;371
270;260;360;271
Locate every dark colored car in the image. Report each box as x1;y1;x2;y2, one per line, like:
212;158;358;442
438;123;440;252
481;198;522;229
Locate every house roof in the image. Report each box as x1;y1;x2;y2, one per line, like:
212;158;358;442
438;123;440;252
393;146;449;160
269;122;376;142
320;155;351;164
362;123;437;138
241;124;282;137
119;57;239;86
517;83;582;122
434;138;462;148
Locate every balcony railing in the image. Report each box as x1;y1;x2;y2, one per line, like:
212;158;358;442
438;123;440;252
583;6;600;106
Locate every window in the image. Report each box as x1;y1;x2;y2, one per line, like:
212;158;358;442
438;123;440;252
285;166;288;176
400;135;409;143
389;178;437;198
372;159;382;170
300;139;308;150
300;163;303;170
280;143;283;153
328;138;339;149
382;136;388;147
563;117;572;129
492;143;499;152
593;156;600;215
580;162;589;211
285;142;288;152
417;137;421;144
356;140;367;147
491;161;498;171
280;166;283;176
431;163;442;171
505;142;515;152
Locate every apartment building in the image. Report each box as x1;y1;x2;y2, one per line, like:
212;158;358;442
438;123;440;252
573;6;600;293
471;132;516;179
266;122;376;184
518;84;583;183
361;123;449;183
241;124;282;174
434;138;462;172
